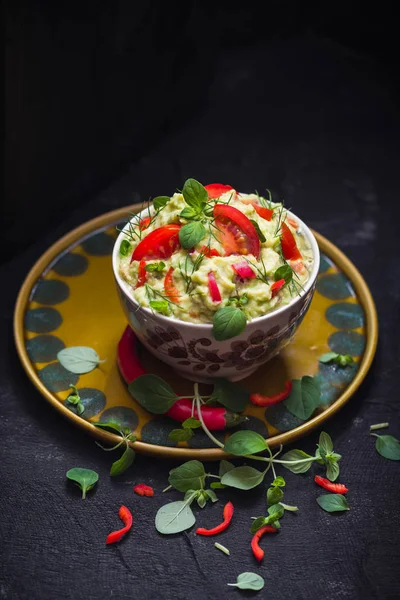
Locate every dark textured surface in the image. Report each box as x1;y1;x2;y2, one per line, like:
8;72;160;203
1;38;400;600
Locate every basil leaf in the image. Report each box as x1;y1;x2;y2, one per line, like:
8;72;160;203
155;501;196;535
250;219;266;243
219;460;235;478
168;460;206;492
119;239;132;257
66;468;98;499
179;221;206;248
210;482;226;490
227;573;265;591
153;195;171;210
317;494;350;513
224;431;268;456
274;264;293;284
149;300;170;315
92;421;123;435
279;502;299;512
110;446;135;476
57;346;103;374
267;503;284;519
205;489;218;503
267;485;284;506
184;489;199;501
144;261;166;272
283;376;321;420
326;460;340;482
374;435;400;460
250;516;268;534
182;178;208;210
128;374;178;414
210;379;249;412
280;449;314;474
197;492;207;508
168;428;194;442
272;476;286;487
180;207;200;220
213;306;247;341
221;466;265;490
319;431;334;454
182;417;201;430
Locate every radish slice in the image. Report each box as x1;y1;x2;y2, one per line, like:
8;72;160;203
208;272;222;302
231;261;256;279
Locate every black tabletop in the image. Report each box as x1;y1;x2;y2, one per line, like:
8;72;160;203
1;38;399;600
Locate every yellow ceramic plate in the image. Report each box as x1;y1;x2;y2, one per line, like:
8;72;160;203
14;206;378;459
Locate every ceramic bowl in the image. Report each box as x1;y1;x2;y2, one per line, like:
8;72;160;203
112;208;320;382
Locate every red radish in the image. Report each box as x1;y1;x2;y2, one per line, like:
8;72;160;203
231;261;256;279
208;272;222;302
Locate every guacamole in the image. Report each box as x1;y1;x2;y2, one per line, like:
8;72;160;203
118;180;313;335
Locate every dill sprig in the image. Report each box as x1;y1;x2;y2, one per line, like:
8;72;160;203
178;250;207;295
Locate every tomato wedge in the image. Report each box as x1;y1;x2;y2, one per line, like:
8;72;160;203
164;267;180;303
281;222;302;261
131;224;181;262
135;259;147;288
239;198;273;221
208;271;222;302
271;278;285;297
199;245;221;258
205;183;235;199
213;204;260;258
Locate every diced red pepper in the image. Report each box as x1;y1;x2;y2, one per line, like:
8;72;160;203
270;278;285;297
239;198;273;221
135;259;147;288
251;525;278;562
106;505;133;545
133;484;154;497
231;261;256;279
164;267;180;303
287;217;298;229
250;380;292;407
281;222;302;261
208;271;222;302
139;216;151;231
314;476;348;494
196;502;234;536
205;184;235;199
199;245;221;258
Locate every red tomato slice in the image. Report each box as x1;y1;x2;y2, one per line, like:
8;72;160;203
213;204;260;258
239;198;273;221
205;183;235;199
199;245;221;257
131;224;181;262
281;222;302;261
135;259;147;288
271;278;285;297
164;267;180;303
208;272;222;302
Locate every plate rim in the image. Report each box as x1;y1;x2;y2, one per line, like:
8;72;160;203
14;205;378;459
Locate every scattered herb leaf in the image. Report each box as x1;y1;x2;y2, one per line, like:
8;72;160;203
119;239;132;257
210;379;249;412
372;434;400;461
144;261;166;272
212;306;247;341
179;222;206;249
317;494;350;513
168;461;206;492
283;376;321;420
280;449;315;474
155;500;196;535
319;352;354;367
153;196;171;210
227;572;265;591
168;428;194;442
224;431;268;456
128;374;178;414
66;468;99;499
221;466;265;490
57;347;104;374
110;446;136;476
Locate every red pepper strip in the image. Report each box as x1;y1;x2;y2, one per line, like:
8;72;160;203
205;183;235;199
287;217;299;229
135;259;147;288
270;278;285;297
208;271;222;302
164;267;180;302
106;505;133;545
251;525;278;562
196;501;234;536
199;245;221;257
250;380;292;407
239;198;273;221
133;484;154;497
139;216;151;231
314;475;348;494
117;327;246;430
231;261;256;279
281;222;302;261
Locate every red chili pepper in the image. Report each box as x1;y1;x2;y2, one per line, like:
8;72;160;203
106;505;133;545
135;259;147;288
281;222;302;261
196;501;234;536
250;380;292;407
205;183;235;199
139;216;151;231
314;475;348;494
231;261;256;279
133;484;154;497
208;271;222;302
270;278;286;297
251;525;278;562
117;327;246;431
164;267;180;302
199;245;221;257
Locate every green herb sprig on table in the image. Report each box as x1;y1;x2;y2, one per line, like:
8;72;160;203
92;422;137;476
65;384;85;416
66;468;98;499
319;352;354;367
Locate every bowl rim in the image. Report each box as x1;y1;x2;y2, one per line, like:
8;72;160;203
112;204;321;330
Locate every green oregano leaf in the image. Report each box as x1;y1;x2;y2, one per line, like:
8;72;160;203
266;503;284;523
66;468;99;499
92;421;124;435
153;195;171;210
326;460;340;482
182;417;201;429
221;466;265;490
224;431;268;456
128;374;178;414
210;482;226;490
274;264;293;285
250;219;266;243
319;352;354;367
149;299;170;315
204;489;218;503
155;500;196;535
210;379;249;412
272;476;286;487
227;572;265;591
316;494;350;513
280;449;314;474
373;434;400;460
110;446;135;476
66;384;85;416
144;261;166;272
283;376;321;419
219;460;235;477
179;221;206;248
182;178;208;210
168;460;206;492
318;431;334;454
168;428;194;442
250;516;268;534
57;347;104;374
180;207;200;220
267;485;284;506
119;239;132;257
213;306;247;341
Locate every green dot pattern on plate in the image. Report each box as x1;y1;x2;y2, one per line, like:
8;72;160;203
64;388;106;418
100;406;138;431
187;429;225;449
328;331;365;357
266;403;304;432
26;335;65;363
81;231;115;256
316;273;353;300
38;362;79;392
239;416;268;438
325;302;365;329
32;279;70;305
140;419;178;447
25;307;63;333
318;254;332;274
52;252;89;276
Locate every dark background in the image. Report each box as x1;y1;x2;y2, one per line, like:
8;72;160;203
2;2;400;599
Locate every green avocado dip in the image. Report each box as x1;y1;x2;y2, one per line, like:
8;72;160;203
118;179;314;340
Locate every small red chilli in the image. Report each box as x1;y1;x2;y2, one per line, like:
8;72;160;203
106;505;133;545
250;380;292;407
196;501;234;536
314;475;348;494
133;484;154;497
251;525;278;562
